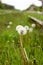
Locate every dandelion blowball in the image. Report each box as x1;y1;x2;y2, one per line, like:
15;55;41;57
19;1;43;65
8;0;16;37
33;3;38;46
16;25;23;31
29;28;33;32
18;28;27;35
9;21;12;25
7;25;10;29
16;25;27;35
24;26;29;31
31;23;36;28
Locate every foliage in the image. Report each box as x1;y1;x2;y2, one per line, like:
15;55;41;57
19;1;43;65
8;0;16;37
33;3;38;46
0;2;14;9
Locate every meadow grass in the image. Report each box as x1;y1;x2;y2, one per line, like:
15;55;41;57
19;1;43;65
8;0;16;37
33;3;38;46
0;10;43;65
28;12;43;21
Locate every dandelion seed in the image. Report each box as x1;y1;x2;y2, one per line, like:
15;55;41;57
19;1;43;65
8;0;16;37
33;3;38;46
31;23;36;28
9;21;12;25
29;28;33;32
24;26;29;31
7;25;10;29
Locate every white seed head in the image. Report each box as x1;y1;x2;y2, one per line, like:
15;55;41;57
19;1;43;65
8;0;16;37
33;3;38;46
9;21;12;25
17;27;27;35
29;28;33;32
31;23;36;28
7;25;10;29
16;25;23;31
16;25;27;35
24;26;29;31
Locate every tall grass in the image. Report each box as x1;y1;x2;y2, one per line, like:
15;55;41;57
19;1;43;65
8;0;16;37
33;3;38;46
0;10;43;65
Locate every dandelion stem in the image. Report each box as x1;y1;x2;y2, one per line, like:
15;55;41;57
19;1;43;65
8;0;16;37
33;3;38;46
20;35;30;65
20;35;26;65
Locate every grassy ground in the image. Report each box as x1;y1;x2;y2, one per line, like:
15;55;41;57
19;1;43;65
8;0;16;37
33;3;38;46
28;12;43;21
0;10;43;65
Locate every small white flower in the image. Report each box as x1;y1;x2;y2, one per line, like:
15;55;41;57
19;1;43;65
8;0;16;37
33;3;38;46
31;23;36;28
24;26;29;31
29;28;33;32
7;25;10;28
9;21;12;25
16;25;27;35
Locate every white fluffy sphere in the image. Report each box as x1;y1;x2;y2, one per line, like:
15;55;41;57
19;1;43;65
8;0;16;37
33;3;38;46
9;21;12;25
31;23;36;28
16;25;23;31
7;25;10;28
24;26;29;31
16;25;27;35
29;28;33;32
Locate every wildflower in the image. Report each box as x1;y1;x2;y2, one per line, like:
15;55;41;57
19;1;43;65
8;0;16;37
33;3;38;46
31;23;36;28
29;28;33;32
9;21;12;25
24;26;29;31
7;25;10;28
16;25;27;35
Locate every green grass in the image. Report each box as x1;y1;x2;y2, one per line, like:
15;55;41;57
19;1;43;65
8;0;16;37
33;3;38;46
0;10;43;65
28;12;43;21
